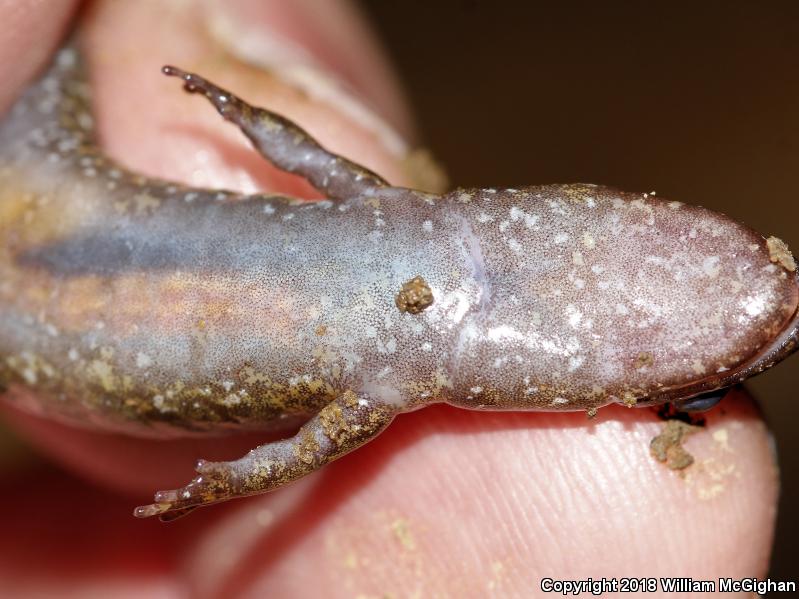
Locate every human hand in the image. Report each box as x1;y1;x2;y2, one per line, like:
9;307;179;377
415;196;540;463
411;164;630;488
0;1;778;596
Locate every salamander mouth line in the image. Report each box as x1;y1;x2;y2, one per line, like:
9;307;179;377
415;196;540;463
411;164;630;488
640;273;799;406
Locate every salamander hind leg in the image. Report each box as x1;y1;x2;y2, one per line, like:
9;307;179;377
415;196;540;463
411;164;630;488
161;66;388;201
134;391;398;521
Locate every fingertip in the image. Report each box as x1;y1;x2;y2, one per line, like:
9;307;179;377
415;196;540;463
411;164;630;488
0;1;80;115
295;398;778;589
83;0;416;195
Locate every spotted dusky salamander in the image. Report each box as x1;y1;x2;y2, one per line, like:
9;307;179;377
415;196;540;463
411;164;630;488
0;44;797;521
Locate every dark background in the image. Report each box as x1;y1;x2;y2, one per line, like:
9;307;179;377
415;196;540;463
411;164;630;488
358;0;798;580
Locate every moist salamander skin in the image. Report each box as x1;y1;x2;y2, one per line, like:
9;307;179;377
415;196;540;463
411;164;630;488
1;46;797;520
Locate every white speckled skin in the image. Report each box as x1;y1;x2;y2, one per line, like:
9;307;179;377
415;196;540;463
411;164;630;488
0;45;796;519
446;186;798;409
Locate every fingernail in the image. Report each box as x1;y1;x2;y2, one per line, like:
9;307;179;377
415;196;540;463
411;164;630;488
201;0;410;157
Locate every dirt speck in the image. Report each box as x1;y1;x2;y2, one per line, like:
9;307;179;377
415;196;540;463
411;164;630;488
395;276;434;314
344;551;358;569
402;147;449;193
634;352;654;369
766;236;796;271
391;518;416;551
650;420;701;470
712;428;730;452
488;560;506;590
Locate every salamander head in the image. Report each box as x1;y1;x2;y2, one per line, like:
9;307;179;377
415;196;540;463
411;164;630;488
444;185;799;412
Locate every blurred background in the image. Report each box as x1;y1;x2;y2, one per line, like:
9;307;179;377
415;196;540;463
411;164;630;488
358;0;798;580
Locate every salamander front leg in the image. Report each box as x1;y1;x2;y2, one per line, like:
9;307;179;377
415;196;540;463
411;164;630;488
161;66;388;201
134;391;398;521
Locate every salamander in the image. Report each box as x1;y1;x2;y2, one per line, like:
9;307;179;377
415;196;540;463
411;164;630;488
1;44;797;520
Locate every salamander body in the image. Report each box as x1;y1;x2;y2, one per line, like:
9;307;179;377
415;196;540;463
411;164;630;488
1;46;797;519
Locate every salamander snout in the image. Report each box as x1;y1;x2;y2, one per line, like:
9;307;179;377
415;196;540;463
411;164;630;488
445;187;799;412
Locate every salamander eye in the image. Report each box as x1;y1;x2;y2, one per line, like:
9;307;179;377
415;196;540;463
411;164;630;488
672;388;731;412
